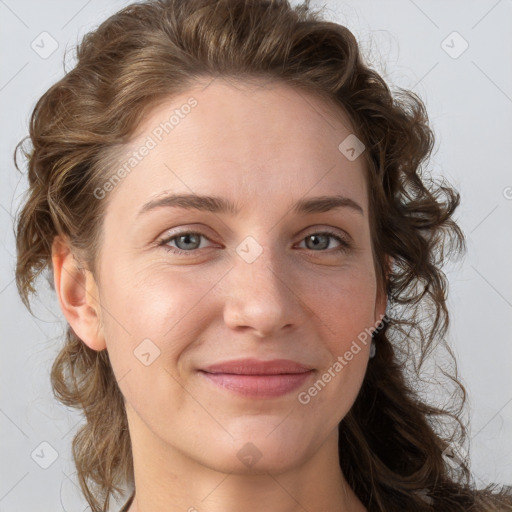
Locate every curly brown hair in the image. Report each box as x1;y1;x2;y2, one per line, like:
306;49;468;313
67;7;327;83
13;0;512;511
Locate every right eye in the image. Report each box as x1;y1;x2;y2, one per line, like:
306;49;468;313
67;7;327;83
157;231;216;255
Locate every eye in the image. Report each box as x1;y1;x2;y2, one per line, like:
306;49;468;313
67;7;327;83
298;231;351;253
157;229;352;256
157;231;215;255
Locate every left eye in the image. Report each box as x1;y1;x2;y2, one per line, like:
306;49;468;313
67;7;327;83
298;232;349;251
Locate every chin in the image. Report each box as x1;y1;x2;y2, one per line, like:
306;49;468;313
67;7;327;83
205;447;306;476
197;427;312;475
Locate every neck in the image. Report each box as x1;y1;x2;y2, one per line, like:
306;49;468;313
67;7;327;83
125;410;366;512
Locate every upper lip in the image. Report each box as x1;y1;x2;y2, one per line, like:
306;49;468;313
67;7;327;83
200;358;313;375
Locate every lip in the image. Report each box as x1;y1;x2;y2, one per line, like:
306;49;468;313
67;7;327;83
198;358;314;398
201;358;313;375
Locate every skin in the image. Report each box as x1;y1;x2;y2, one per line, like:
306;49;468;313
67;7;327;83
52;77;387;512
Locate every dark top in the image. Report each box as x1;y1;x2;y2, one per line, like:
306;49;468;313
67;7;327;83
119;492;135;512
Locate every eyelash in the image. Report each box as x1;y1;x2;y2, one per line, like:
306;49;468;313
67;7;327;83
156;229;352;256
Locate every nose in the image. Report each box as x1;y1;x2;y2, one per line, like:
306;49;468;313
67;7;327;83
221;244;304;338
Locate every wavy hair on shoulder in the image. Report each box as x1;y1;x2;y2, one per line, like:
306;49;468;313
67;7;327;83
14;0;512;510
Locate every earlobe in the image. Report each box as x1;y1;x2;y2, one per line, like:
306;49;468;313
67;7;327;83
51;236;106;351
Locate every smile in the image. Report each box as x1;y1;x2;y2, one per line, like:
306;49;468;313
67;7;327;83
199;371;314;398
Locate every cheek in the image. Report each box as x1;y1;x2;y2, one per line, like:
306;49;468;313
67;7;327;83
298;279;375;423
306;264;378;337
301;265;377;397
100;259;215;335
97;266;211;418
96;261;217;386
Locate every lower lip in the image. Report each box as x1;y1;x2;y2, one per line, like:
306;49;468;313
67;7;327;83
199;371;313;398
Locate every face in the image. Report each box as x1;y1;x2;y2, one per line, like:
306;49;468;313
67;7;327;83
89;78;386;474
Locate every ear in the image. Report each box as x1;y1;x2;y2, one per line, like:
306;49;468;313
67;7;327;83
51;235;106;351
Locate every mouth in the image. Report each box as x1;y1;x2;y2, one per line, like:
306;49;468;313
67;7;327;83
198;358;314;398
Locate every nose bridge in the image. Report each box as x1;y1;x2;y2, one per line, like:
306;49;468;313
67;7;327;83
234;234;288;300
222;234;300;335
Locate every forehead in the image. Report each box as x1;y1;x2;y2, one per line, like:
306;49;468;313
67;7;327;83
104;77;368;218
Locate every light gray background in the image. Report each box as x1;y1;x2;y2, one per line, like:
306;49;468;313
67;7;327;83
1;1;511;510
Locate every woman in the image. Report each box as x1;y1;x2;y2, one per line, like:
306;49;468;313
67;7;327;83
14;0;512;511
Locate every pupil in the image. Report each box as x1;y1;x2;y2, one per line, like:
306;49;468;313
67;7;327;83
179;234;199;249
308;234;328;250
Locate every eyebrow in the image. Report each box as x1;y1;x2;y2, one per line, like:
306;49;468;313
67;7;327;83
137;193;364;217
